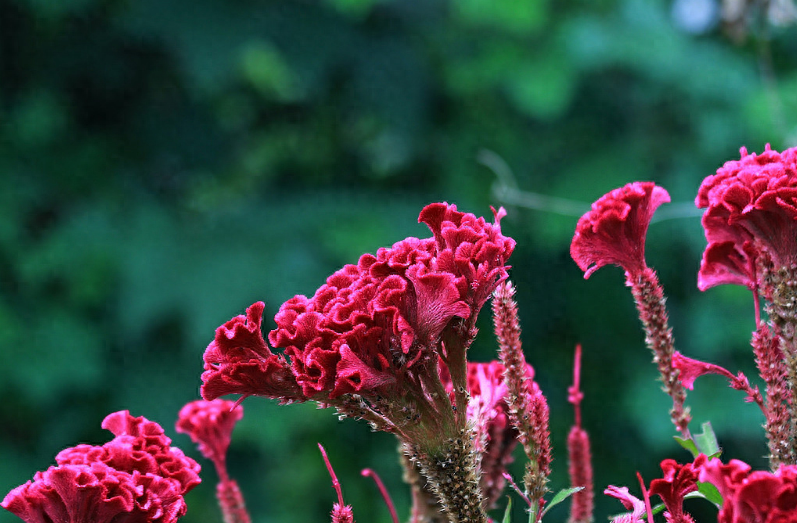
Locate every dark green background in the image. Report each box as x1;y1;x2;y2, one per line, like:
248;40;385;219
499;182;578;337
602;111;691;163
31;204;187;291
1;0;795;521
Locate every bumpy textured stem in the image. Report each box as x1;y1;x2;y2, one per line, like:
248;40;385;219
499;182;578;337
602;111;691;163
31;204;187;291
567;426;593;523
752;323;795;468
493;281;551;510
762;264;797;463
216;480;252;523
401;447;448;523
630;267;690;437
406;429;487;523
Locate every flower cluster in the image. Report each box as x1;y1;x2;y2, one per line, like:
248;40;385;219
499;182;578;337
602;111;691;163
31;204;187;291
202;203;515;444
696;144;797;291
266;202;514;401
699;457;797;523
1;411;200;523
12;156;797;523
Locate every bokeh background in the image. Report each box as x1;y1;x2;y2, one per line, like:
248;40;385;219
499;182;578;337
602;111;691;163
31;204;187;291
2;0;797;521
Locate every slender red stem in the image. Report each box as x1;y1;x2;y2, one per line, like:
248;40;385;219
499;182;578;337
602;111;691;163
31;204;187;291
318;444;345;508
362;469;399;523
636;473;654;523
501;472;532;508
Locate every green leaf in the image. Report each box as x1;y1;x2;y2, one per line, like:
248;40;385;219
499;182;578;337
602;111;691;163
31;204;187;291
541;487;584;516
693;422;721;458
674;421;721;459
503;496;513;523
694;482;723;507
674;435;700;458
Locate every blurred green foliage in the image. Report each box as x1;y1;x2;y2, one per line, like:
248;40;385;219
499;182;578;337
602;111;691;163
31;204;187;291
1;0;796;521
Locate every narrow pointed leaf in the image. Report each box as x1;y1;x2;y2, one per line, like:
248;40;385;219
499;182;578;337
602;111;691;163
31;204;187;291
503;497;513;523
540;487;584;516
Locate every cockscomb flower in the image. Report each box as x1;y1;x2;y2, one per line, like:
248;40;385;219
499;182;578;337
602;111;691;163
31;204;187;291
697;144;797;280
203;204;513;421
176;399;242;479
571;182;670;281
697;455;797;523
572;184;689;436
176;400;250;523
697;145;797;461
648;459;698;523
202;203;512;523
2;411;201;523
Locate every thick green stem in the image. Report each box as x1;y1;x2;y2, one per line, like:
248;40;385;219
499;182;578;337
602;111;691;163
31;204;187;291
406;429;487;523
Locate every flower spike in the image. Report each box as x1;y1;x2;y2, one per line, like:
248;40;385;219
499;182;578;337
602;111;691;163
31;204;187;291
567;345;594;523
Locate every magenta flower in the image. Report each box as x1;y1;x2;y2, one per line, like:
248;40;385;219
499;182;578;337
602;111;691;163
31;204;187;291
267;202;514;401
604;485;647;523
696;144;797;289
176;400;250;523
571;182;670;280
698;456;797;523
202;203;514;434
648;459;698;523
2;411;200;523
175;400;242;480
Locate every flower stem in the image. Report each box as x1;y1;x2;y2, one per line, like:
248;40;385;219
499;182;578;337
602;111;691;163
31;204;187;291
762;264;797;463
406;429;487;523
629;267;690;438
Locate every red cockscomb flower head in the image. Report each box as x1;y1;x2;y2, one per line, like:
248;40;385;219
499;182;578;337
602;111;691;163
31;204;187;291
201;301;305;404
697;455;797;523
648;459;698;523
2;411;201;523
266;203;514;402
176;400;242;478
696;145;797;290
571;182;670;281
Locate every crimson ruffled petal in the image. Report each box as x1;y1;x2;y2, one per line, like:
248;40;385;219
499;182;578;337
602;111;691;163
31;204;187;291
2;412;200;523
571;182;670;280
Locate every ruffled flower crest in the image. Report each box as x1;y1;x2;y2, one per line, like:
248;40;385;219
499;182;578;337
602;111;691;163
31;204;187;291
175;400;242;479
696;144;797;290
176;400;251;523
203;203;513;419
571;182;670;281
1;411;201;523
697;456;797;523
648;460;698;523
201;301;304;404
